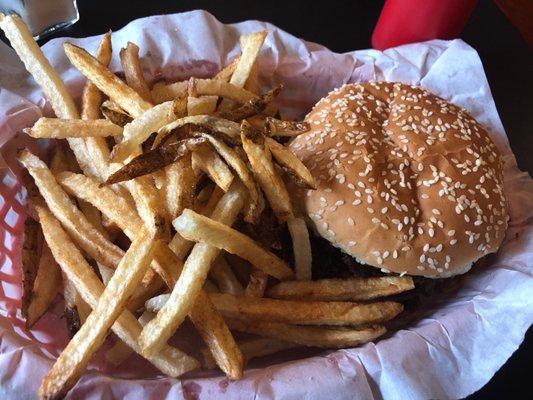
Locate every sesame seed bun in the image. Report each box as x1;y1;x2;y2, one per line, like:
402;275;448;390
290;82;509;278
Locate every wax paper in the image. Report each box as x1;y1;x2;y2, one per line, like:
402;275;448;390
0;10;531;400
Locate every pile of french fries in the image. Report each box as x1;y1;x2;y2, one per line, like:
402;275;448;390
0;13;415;399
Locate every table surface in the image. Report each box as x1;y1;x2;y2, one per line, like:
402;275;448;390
6;0;533;398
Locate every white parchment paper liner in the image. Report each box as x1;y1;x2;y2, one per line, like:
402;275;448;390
0;10;531;400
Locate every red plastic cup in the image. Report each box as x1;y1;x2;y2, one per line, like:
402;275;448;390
372;0;479;50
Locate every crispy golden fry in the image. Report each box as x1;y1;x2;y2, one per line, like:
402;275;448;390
287;217;312;281
241;122;294;222
192;145;234;192
202;337;294;369
120;42;152;103
40;229;157;399
139;183;246;356
211;257;244;295
266;137;316;189
265;117;310;137
218;31;267;111
227;319;386;348
25;242;62;327
245;269;268;297
36;205;198;386
214;56;241;82
101;100;133;127
19;150;123;269
151;79;258;105
25;118;122;139
64;42;152;117
153;114;241;149
187;96;218;116
21;216;42;322
198;185;225;217
0;14;106;178
165;153;197;220
174;209;294;281
267;276;415;301
0;14;78;119
81;31;112;120
111;100;180;162
105;138;205;184
188;291;243;379
215;86;281;121
231;31;267;88
210;293;403;326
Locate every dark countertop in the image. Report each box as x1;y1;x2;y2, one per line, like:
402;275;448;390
7;0;533;398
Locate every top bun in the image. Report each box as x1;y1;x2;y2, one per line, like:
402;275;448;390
290;82;508;278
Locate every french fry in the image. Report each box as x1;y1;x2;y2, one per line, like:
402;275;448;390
174;209;294;281
287;217;312;281
214;56;241;82
101;100;133;127
120;42;152;103
25;118;122;139
165;153;197;220
0;14;102;178
64;42;152;117
200;133;260;222
266;137;316;189
40;228;157;399
209;293;403;326
0;14;78;119
245;269;268;297
144;292;244;379
111;100;179;162
218;31;267;111
202;337;294;369
211;257;244;295
230;31;267;88
36;205;198;389
241;122;294;222
187;95;218;116
106;310;155;366
151;79;258;105
81;31;112;120
139;183;246;356
21;216;43;323
227;319;387;349
267;276;415;301
63;277;91;337
191;146;234;192
19;150;124;269
215;86;281;122
122;176;169;239
188;291;244;379
105;138;205;184
265;117;310;137
153;114;241;149
244;60;260;95
25;242;62;327
57;172;180;287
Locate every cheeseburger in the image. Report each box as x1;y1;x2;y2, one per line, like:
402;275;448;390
290;82;509;279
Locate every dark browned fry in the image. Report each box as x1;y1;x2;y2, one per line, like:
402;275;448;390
101;100;133;127
265;117;309;137
21;216;43;321
215;85;282;121
104;138;207;185
64;305;82;339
